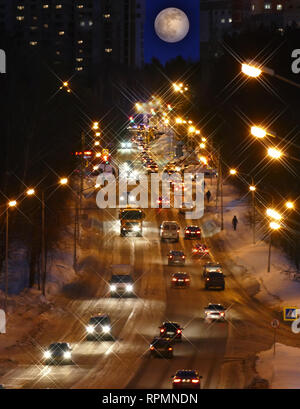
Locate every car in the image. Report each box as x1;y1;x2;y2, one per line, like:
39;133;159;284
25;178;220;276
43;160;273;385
86;314;113;340
203;262;222;278
160;221;180;242
172;370;202;389
149;337;173;359
159;322;183;341
184;226;201;239
120;141;132;149
148;165;158;174
204;304;226;320
157;196;170;208
179;202;195;214
205;271;225;290
171;272;190;288
43;342;73;365
109;274;134;297
191;244;209;258
168;250;185;266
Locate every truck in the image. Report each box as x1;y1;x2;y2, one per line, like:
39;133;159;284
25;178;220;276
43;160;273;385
119;208;145;237
109;264;135;297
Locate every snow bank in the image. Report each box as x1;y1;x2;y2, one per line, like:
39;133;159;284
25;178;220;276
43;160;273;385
257;343;300;388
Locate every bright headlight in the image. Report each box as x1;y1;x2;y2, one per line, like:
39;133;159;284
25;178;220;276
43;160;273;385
132;226;140;232
44;351;51;359
64;351;72;360
86;325;95;333
126;284;133;292
102;325;111;333
110;285;116;291
121;143;126;148
126;143;132;148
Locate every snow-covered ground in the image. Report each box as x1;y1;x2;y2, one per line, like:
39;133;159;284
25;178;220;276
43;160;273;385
257;343;300;388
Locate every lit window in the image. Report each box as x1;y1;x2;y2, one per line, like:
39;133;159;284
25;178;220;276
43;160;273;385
228;18;232;23
30;26;38;30
89;21;93;26
79;49;83;53
251;4;255;10
105;48;112;53
277;4;282;10
16;16;24;21
56;51;60;55
44;23;48;28
33;16;38;20
77;40;83;44
43;4;49;8
76;57;83;62
17;6;25;10
58;31;64;35
77;5;84;8
29;41;38;46
220;18;225;23
264;3;271;9
76;66;83;71
56;4;62;9
103;14;111;18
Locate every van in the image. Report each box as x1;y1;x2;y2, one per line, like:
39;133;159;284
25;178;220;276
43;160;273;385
160;221;180;242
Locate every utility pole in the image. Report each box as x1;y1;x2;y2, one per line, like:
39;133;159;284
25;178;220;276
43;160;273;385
251;177;256;245
267;231;272;272
41;191;46;296
5;209;8;312
220;162;224;231
79;131;85;216
74;196;79;270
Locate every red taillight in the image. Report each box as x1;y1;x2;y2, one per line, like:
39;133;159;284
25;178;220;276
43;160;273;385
197;231;201;234
182;255;185;259
172;278;177;282
205;249;209;253
160;328;165;333
186;231;190;234
168;347;172;351
192;379;199;384
150;346;154;350
206;278;209;281
173;378;181;383
169;255;173;259
220;312;225;316
177;329;181;334
185;278;190;282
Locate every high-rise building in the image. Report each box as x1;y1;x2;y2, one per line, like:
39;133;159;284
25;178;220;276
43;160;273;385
0;0;145;76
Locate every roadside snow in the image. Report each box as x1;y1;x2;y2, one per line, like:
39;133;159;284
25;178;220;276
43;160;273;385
257;343;300;388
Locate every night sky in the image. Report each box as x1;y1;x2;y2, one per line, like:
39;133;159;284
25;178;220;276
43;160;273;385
144;0;200;65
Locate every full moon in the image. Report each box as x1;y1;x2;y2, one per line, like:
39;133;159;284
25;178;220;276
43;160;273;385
154;8;189;43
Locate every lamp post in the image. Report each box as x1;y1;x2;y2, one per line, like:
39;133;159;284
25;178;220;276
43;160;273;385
267;221;281;272
5;200;17;312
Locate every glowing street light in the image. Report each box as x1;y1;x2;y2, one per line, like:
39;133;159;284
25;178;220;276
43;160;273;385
175;118;183;124
94;141;100;146
229;169;237;175
266;208;282;221
95;132;101;137
268;147;282;159
26;188;35;196
188;126;196;133
241;63;262;78
60;178;68;185
249;185;256;192
8;200;17;207
199;143;206;149
63;81;69;87
92;122;99;130
285;201;294;209
199;156;208;165
251;126;266;139
270;221;281;230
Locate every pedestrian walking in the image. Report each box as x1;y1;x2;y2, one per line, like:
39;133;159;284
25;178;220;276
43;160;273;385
232;215;238;231
206;190;211;203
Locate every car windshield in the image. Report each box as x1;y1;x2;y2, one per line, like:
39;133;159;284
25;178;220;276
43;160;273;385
208;272;223;278
120;210;143;220
164;322;179;330
207;305;225;310
187;226;200;231
89;316;110;325
170;251;184;256
152;339;169;347
49;343;69;351
110;275;133;283
176;371;198;378
174;273;187;278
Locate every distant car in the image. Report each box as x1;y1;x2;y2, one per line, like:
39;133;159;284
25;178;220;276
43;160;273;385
168;250;185;266
179;202;195;214
204;304;226;320
147;165;158;174
172;370;202;389
160;221;180;242
184;226;201;239
191;244;209;258
203;262;222;278
171;272;190;288
149;337;173;359
43;342;73;365
86;315;113;340
121;141;132;149
205;272;225;290
109;274;134;297
159;322;183;341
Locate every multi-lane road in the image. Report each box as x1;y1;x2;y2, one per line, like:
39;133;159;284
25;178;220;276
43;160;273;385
1;140;299;389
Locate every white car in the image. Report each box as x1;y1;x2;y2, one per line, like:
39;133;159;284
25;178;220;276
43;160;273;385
121;142;132;149
204;304;226;320
160;221;180;242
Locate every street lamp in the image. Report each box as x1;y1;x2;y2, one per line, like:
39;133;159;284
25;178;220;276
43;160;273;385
60;178;68;185
267;221;281;273
5;200;17;311
241;63;262;78
229;169;237;175
266;208;282;221
285;201;294;209
26;188;35;196
267;147;282;159
92;122;99;130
